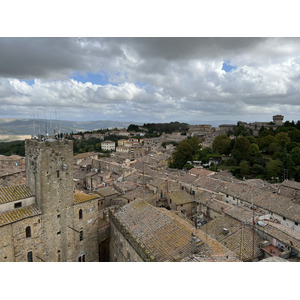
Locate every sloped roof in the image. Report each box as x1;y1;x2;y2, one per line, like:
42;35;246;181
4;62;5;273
0;185;34;204
75;152;98;159
0;204;41;227
96;187;119;197
189;168;214;177
281;180;300;190
200;214;263;261
73;191;101;204
167;190;194;205
113;200;238;261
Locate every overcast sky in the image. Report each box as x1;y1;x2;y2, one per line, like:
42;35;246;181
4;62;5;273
1;37;300;125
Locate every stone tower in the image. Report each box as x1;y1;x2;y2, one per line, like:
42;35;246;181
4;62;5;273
273;115;284;126
25;137;76;261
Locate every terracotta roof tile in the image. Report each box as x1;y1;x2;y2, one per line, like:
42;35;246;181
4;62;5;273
113;200;238;261
73;191;101;204
0;185;34;204
0;204;41;226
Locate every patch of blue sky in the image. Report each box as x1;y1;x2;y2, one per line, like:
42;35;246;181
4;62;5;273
70;71;118;86
134;81;147;88
20;79;35;86
222;60;237;72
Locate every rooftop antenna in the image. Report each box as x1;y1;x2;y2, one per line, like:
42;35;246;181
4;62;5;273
44;110;49;137
33;112;36;137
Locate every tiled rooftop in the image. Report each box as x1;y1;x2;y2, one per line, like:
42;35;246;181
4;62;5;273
0;185;34;204
197;176;300;223
168;190;194;205
73;191;101;204
113;200;238;261
0;204;41;227
189;168;215;177
200;214;263;261
261;222;300;253
75;152;98;159
96;187;119;198
281;180;300;190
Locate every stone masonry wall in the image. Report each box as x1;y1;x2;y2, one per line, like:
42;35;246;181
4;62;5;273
0;215;43;262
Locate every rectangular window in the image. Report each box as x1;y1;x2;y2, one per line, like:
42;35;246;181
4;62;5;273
57;170;60;178
27;251;33;262
80;230;83;241
14;202;22;209
283;216;286;221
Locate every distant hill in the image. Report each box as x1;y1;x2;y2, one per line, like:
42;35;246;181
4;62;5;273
0;118;141;141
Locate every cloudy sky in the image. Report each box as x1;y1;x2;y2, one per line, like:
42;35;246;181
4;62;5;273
1;37;300;125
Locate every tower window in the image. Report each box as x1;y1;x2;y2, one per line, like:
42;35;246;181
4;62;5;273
14;202;22;209
27;251;33;262
57;170;60;178
79;209;83;219
80;230;83;241
78;254;86;262
26;226;31;238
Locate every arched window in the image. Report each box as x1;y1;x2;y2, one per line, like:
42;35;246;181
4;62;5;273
79;209;83;219
27;251;33;262
26;226;31;238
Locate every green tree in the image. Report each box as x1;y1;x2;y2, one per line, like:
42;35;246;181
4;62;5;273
266;159;284;180
240;160;250;177
289;129;300;143
275;132;290;149
257;135;276;153
232;136;250;162
291;147;300;165
212;134;231;155
170;137;201;169
198;147;212;164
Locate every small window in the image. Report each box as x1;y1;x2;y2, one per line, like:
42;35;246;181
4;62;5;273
25;226;31;238
283;216;286;221
78;254;85;262
80;230;83;241
57;214;61;218
170;198;172;204
57;250;61;262
27;251;33;262
57;231;61;235
57;170;60;178
295;222;298;226
79;209;83;219
14;202;22;209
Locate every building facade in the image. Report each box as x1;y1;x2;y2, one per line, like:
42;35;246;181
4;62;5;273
0;137;101;262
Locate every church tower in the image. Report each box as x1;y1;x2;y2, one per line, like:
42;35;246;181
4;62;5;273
25;137;76;261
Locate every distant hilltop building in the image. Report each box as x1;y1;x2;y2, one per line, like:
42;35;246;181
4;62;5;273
236;115;284;136
273;115;284;126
